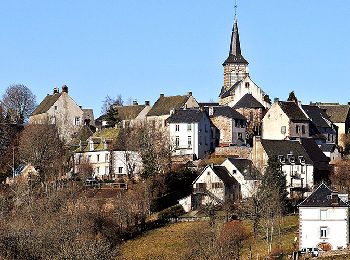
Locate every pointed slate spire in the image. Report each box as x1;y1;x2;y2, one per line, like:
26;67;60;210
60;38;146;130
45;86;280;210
223;18;248;65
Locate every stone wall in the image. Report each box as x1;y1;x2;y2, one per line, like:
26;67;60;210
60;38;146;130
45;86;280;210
214;146;252;159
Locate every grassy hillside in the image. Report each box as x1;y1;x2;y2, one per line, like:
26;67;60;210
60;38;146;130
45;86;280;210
120;215;299;259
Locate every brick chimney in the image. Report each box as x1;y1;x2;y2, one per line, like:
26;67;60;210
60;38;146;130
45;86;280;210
145;101;150;106
160;93;164;98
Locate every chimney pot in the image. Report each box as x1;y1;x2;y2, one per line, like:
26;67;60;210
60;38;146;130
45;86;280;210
160;93;164;98
133;100;138;106
62;85;68;93
53;87;59;94
187;91;192;96
145;101;150;106
274;98;279;103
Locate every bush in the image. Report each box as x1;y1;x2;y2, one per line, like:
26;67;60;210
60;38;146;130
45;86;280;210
158;205;184;221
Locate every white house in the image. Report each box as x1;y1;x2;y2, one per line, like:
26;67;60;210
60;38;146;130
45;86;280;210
221;158;261;199
74;137;142;179
298;183;349;251
167;109;214;160
191;165;239;208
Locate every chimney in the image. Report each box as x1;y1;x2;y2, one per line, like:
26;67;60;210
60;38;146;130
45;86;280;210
133;100;138;106
145;101;150;106
274;98;279;103
53;87;59;94
170;108;175;115
62;85;68;93
187;91;192;96
160;93;164;98
209;106;214;116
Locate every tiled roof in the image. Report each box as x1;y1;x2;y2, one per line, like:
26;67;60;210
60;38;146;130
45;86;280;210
227;158;261;180
279;101;308;121
115;105;146;120
319;105;350;123
31;93;62;116
147;95;190;116
166;109;206;124
261;139;313;164
199;102;220;107
233;94;265;109
299;183;349;207
203;106;246;120
300;138;330;169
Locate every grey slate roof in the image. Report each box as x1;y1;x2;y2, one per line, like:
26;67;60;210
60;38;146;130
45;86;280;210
220;81;242;98
261;139;313;164
233;94;265;109
227;158;261;180
147;95;191;116
203;106;246;120
199;102;220;107
212;166;237;186
31;93;62;116
300;138;330;171
166;109;206;124
279;101;308;122
320;143;337;153
298;183;349;207
302;105;331;128
223;20;248;65
319;105;350;123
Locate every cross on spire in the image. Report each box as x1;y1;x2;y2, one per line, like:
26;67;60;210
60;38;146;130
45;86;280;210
234;0;238;21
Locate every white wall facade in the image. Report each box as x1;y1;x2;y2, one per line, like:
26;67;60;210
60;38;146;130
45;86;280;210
74;150;110;178
300;207;349;250
169;117;212;159
112;151;143;178
282;164;314;196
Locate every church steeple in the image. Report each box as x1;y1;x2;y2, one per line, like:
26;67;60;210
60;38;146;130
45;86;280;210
223;18;248;65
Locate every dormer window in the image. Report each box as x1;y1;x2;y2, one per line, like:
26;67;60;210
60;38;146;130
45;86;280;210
299;156;305;164
288;155;295;164
75;117;81;126
278;155;286;164
89;142;94;151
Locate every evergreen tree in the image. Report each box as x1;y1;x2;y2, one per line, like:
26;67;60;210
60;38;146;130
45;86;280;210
261;155;289;215
287;91;298;102
105;105;120;128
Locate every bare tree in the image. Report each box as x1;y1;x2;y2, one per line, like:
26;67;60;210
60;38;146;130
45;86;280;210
330;159;350;194
1;84;36;123
101;95;123;114
18;125;65;183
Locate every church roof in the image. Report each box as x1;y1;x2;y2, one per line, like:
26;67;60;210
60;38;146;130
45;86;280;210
233;94;265;109
220;80;242;98
223;20;248;65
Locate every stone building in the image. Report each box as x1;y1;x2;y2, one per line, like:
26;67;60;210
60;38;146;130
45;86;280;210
146;92;199;128
203;105;246;146
219;16;270;109
29;86;94;143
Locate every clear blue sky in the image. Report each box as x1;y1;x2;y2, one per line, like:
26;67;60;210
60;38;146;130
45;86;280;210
0;0;349;117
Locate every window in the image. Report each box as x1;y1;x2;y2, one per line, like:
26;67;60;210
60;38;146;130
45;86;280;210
249;111;253;121
88;155;92;162
54;106;58;111
296;125;300;134
105;154;109;162
320;227;328;238
302;125;306;134
175;124;180;131
232;170;237;174
75;117;81;126
187;124;192;131
238;132;243;140
96;167;100;174
188;136;192;148
175;136;180;148
212;183;224;189
320;210;327;220
105;166;109;174
281;126;286;134
97;154;100;162
118;167;123;174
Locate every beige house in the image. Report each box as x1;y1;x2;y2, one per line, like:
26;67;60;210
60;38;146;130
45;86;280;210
146;92;199;128
6;163;39;185
262;100;309;140
29;86;94;143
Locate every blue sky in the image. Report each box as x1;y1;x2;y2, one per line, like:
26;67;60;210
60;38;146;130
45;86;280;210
0;0;349;117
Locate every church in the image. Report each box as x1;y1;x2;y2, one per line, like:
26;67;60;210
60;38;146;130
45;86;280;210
219;14;271;139
219;16;270;110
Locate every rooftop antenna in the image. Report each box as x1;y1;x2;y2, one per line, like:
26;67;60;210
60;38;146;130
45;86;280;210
234;0;238;22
